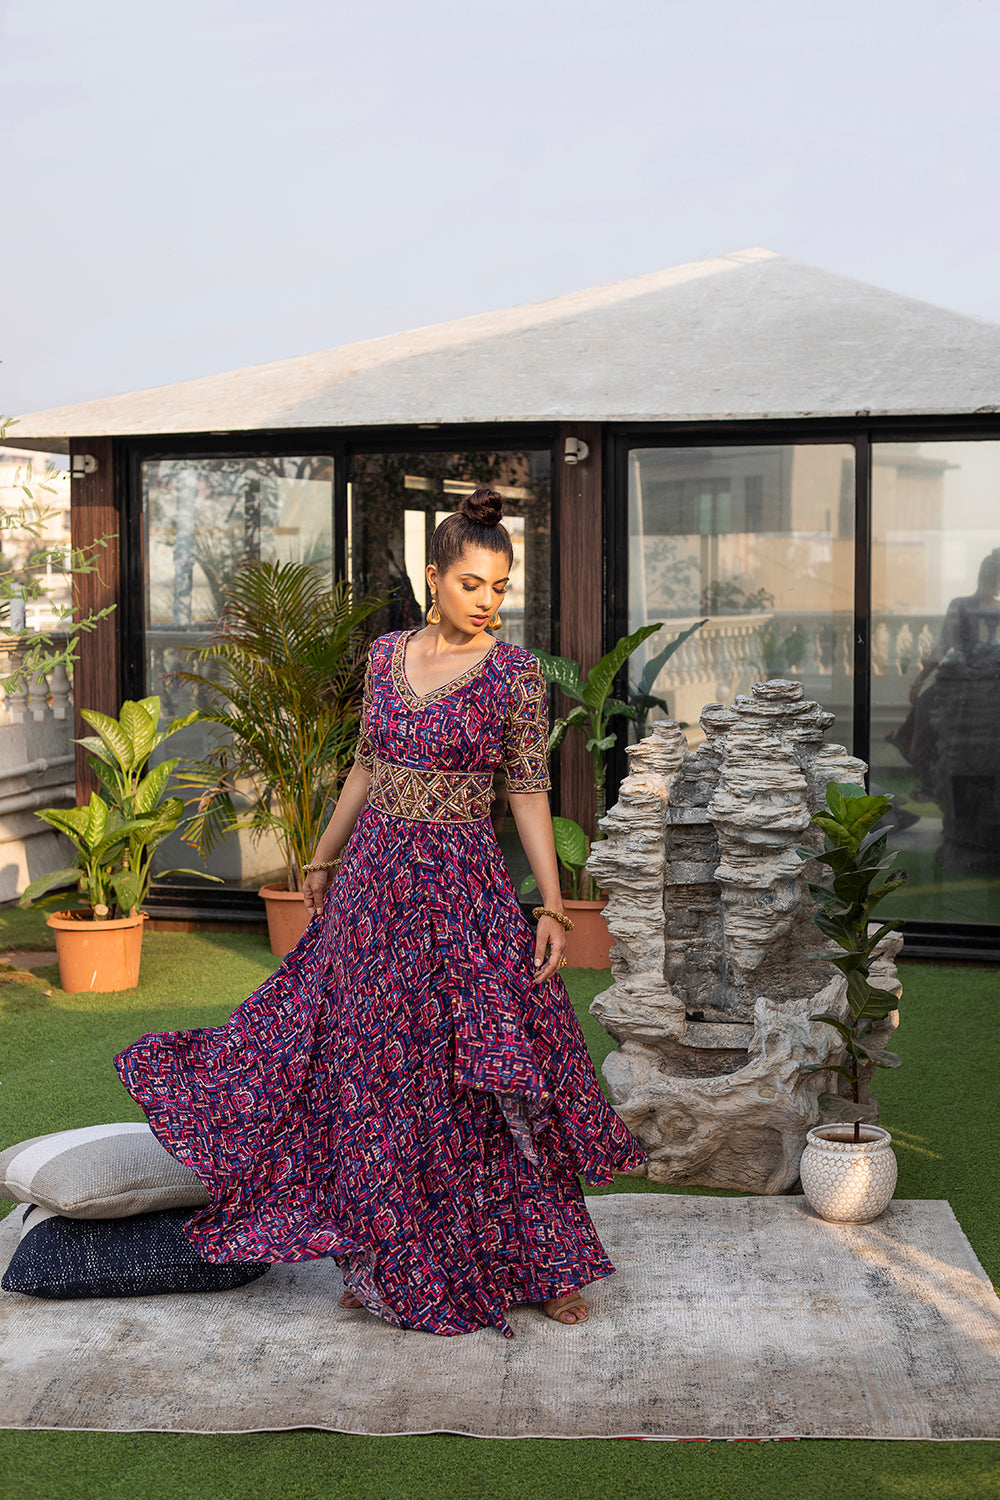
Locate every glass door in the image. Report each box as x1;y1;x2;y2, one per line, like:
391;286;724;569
348;448;552;652
871;440;1000;926
627;443;856;748
142;455;335;888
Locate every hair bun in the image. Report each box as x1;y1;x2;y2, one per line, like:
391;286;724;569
460;486;504;528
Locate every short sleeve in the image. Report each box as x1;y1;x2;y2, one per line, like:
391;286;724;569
501;662;552;793
354;651;376;770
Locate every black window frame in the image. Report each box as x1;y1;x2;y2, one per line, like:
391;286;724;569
606;414;1000;963
119;423;560;921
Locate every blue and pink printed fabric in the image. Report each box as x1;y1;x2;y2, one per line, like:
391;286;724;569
115;631;646;1338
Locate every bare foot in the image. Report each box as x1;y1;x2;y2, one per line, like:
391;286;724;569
543;1291;589;1325
339;1290;363;1308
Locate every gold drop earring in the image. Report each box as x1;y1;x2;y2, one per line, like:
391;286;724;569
427;594;441;624
487;608;502;630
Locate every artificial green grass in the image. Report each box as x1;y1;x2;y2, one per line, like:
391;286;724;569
0;901;56;951
1;939;998;1498
4;1430;1000;1500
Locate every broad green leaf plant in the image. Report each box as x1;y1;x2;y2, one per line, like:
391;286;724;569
20;793;158;918
19;696;215;918
797;782;908;1142
528;620;706;900
520;816;590;901
532;623;665;828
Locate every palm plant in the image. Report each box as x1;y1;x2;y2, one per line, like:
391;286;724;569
177;561;385;891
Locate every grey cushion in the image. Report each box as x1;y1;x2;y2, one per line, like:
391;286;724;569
0;1124;210;1219
2;1203;269;1299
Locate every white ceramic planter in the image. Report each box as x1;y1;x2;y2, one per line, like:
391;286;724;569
799;1123;898;1223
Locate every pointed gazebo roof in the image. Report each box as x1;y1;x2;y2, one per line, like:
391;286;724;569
8;248;1000;448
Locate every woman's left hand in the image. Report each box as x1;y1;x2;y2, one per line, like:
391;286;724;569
532;915;567;984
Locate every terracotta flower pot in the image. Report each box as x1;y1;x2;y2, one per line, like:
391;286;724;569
799;1123;898;1224
560;893;613;969
258;883;310;957
46;909;148;994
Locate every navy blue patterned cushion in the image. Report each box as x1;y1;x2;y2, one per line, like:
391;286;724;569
2;1205;271;1299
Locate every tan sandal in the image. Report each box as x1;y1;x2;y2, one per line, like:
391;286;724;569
339;1290;363;1309
543;1292;589;1325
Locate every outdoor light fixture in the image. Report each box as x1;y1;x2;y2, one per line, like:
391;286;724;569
563;437;590;465
70;454;98;477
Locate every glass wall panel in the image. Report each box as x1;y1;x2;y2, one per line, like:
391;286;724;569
143;456;335;887
628;445;855;747
871;441;1000;925
349;449;551;652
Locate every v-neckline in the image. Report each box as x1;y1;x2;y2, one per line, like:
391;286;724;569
392;627;500;709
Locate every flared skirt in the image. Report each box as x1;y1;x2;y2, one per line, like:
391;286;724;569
115;805;646;1337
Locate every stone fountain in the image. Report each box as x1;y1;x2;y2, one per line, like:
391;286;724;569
586;679;901;1195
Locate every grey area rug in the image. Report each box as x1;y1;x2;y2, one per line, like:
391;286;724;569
1;1195;999;1440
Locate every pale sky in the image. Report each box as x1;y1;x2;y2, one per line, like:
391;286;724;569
2;0;998;417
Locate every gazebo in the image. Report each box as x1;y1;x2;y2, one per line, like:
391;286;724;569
7;246;1000;956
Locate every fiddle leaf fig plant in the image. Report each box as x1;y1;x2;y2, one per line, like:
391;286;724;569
797;781;908;1142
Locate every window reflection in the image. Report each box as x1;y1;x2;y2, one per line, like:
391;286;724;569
872;441;1000;924
349;450;551;652
142;456;334;888
628;445;855;747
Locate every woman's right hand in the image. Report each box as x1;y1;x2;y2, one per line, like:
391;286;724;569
302;868;334;917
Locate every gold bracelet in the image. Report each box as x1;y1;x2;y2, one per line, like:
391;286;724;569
532;905;575;932
302;857;341;873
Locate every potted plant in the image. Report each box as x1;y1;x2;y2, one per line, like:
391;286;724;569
18;696;213;992
519;816;612;968
178;561;384;956
796;781;908;1224
530;620;704;966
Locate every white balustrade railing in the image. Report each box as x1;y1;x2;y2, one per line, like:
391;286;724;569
0;633;74;727
0;633;78;901
146;627;219;718
870;614;940;679
636;611;944;735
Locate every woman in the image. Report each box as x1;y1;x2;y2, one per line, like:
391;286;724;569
115;487;646;1338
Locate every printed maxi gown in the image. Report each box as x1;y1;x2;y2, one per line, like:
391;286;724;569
116;628;647;1338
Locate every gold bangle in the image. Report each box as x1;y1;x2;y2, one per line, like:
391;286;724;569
532;905;575;932
303;858;341;873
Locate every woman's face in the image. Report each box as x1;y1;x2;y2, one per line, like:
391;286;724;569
427;545;510;636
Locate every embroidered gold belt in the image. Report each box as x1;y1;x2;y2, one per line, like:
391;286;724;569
367;756;495;824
